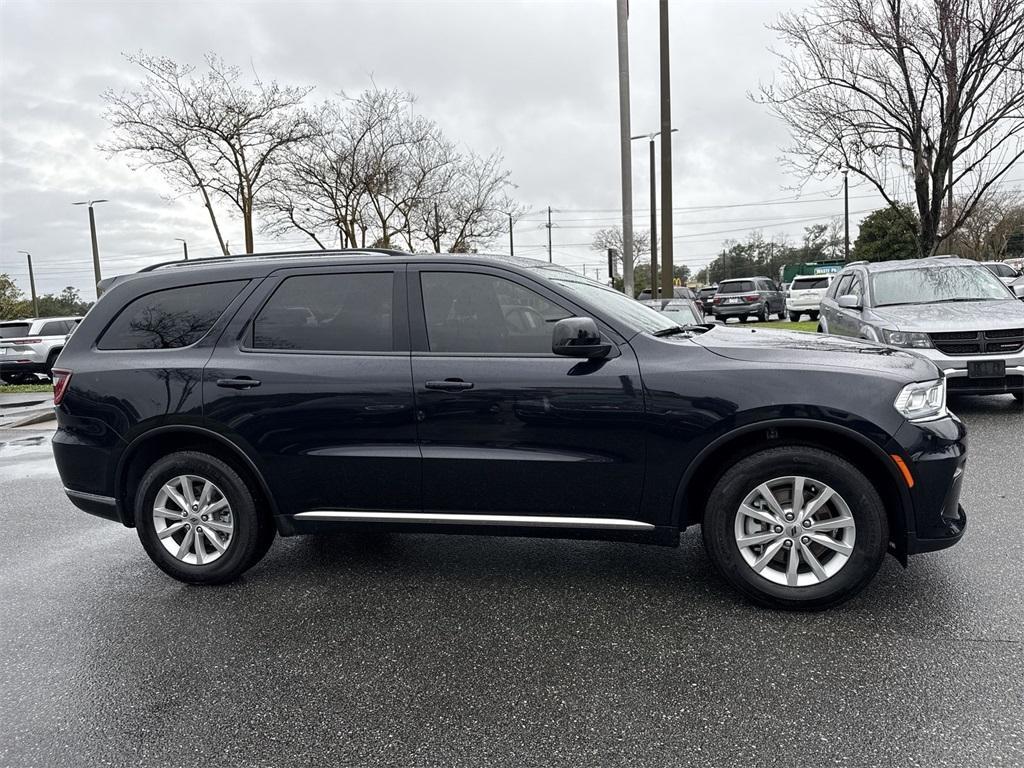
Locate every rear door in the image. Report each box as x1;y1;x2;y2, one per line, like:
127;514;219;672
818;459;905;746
203;265;420;516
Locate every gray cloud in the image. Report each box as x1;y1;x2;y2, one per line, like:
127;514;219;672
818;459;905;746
1;0;886;298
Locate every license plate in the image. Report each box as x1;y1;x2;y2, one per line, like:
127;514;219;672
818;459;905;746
968;360;1005;378
726;298;742;304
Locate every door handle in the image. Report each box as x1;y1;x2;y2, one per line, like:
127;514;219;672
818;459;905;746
216;377;261;389
425;379;474;392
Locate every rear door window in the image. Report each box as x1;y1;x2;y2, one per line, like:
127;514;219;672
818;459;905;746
98;281;247;350
252;272;394;352
792;277;831;290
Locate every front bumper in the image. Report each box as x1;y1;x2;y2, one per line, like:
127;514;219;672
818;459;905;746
892;414;968;555
904;348;1024;395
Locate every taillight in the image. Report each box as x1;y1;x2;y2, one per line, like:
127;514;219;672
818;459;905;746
713;296;723;304
744;294;759;303
52;369;72;406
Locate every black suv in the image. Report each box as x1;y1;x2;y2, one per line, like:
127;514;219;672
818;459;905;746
53;251;967;609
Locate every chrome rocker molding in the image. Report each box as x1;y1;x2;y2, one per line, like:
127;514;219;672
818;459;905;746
64;487;117;506
293;510;655;530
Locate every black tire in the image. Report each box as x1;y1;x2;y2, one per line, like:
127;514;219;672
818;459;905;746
788;312;801;322
701;446;888;611
45;349;61;378
1;373;28;385
135;451;274;584
809;311;819;321
1013;391;1023;404
739;315;749;323
817;323;825;334
760;305;771;322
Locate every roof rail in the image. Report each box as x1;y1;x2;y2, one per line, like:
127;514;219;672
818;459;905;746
138;247;412;272
844;260;869;267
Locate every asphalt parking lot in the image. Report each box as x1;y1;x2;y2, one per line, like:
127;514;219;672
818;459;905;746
1;396;1022;768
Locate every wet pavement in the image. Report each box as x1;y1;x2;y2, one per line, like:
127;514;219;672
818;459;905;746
0;395;1022;767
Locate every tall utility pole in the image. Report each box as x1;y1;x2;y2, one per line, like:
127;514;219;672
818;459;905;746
508;213;514;256
633;129;679;298
175;238;189;261
659;0;674;299
546;206;553;263
615;0;635;296
434;202;441;252
841;167;850;260
17;251;39;317
72;199;108;297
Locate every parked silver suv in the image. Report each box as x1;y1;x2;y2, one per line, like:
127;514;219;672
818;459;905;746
818;257;1024;401
0;316;82;383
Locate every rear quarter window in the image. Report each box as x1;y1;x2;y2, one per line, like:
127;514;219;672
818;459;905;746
98;281;247;350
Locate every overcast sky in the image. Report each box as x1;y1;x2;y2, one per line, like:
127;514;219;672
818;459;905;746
0;0;901;297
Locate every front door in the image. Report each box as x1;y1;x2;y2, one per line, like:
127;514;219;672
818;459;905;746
203;265;420;516
408;265;646;521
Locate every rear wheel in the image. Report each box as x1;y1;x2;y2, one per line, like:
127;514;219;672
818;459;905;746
809;310;820;321
701;446;888;610
760;305;771;322
739;315;749;324
1;373;29;385
788;311;801;322
45;349;61;378
1013;391;1023;404
135;451;274;584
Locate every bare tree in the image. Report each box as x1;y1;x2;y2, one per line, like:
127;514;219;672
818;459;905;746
591;226;651;272
102;52;316;253
757;0;1024;257
949;189;1024;258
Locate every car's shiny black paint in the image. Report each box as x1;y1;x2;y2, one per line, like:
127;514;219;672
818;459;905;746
53;251;967;561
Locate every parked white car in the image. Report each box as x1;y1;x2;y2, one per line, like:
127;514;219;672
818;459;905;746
0;316;82;384
982;261;1021;286
785;274;833;322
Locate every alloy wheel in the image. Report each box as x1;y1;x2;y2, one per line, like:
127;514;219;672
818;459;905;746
733;475;856;587
152;474;234;565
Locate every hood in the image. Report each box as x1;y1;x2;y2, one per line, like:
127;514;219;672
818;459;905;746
692;326;937;381
869;299;1024;332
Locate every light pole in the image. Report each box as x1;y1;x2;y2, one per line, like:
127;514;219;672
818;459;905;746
17;251;39;317
175;238;189;261
72;199;108;297
615;0;635;297
840;167;849;260
632;129;678;298
659;0;674;300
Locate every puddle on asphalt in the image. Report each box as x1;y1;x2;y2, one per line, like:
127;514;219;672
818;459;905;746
0;434;51;455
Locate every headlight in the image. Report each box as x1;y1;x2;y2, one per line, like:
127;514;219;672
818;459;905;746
881;329;932;348
894;379;947;421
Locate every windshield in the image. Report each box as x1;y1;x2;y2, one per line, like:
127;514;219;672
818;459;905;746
0;323;31;339
872;265;1013;306
719;280;755;294
538;271;679;334
662;306;704;325
791;277;830;290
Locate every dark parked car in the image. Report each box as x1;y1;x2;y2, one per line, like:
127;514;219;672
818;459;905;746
52;250;966;609
697;286;718;315
639;298;707;326
712;277;785;323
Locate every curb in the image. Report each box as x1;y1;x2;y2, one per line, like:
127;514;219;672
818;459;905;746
7;408;56;428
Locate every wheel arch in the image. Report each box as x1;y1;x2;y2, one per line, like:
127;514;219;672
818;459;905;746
113;425;280;529
672;418;912;561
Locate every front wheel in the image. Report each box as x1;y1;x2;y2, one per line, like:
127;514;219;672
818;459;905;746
701;446;888;610
135;451;274;584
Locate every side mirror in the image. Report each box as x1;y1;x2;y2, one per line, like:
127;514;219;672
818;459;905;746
1013;284;1024;299
552;317;611;359
837;294;861;310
